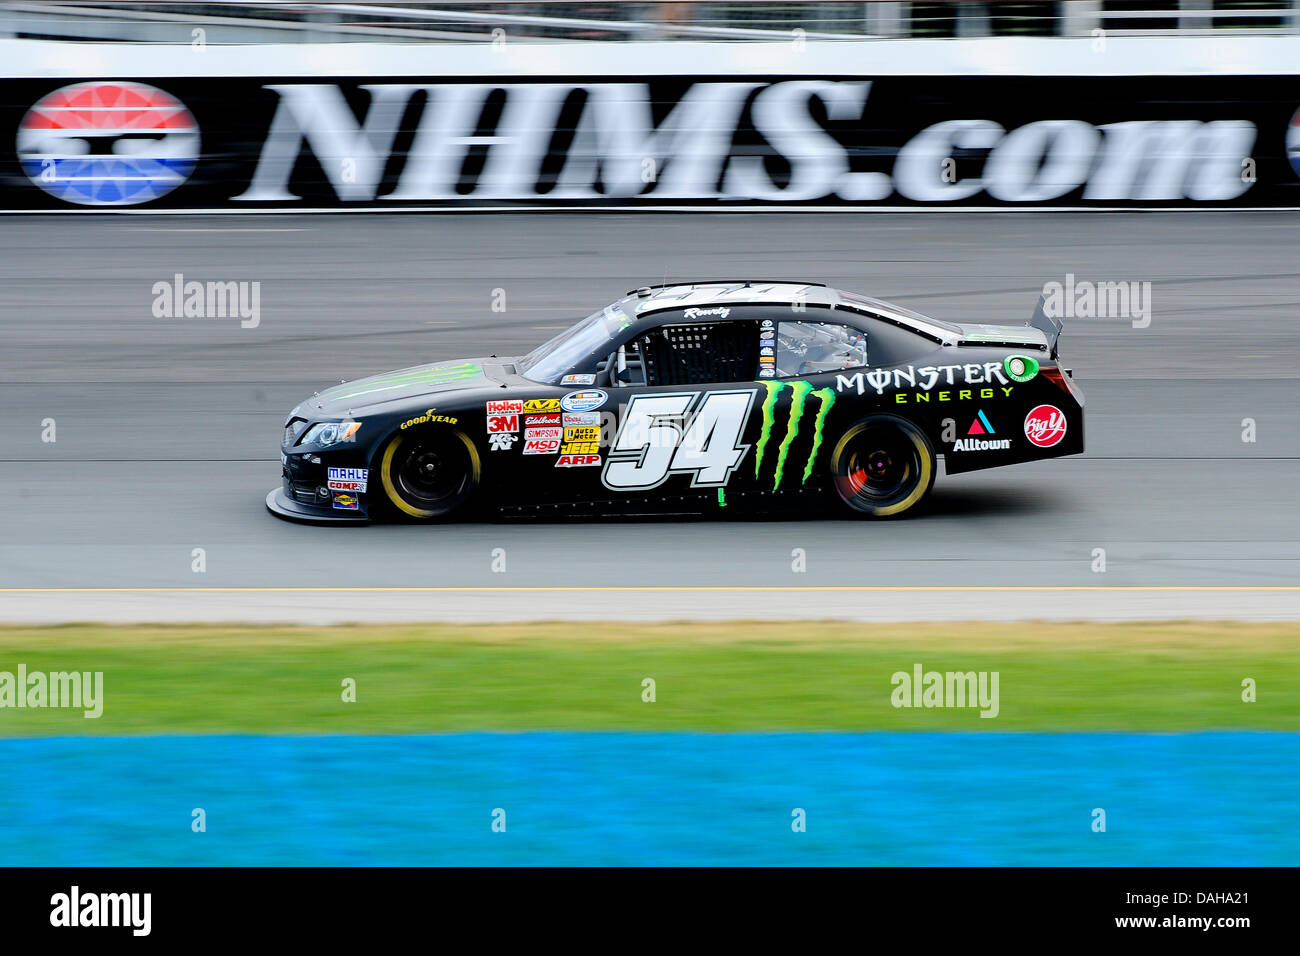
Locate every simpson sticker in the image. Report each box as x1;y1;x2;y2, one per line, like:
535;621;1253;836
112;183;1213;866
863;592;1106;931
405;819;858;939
523;426;562;454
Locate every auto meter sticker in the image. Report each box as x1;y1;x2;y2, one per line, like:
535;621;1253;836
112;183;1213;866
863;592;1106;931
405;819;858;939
18;81;200;206
1024;404;1067;447
561;390;608;412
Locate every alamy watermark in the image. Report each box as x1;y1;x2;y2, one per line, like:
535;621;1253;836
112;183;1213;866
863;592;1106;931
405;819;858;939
1042;273;1151;329
890;663;999;718
0;665;103;718
152;273;261;328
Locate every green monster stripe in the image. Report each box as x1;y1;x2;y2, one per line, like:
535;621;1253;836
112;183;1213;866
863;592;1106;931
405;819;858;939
752;379;835;490
802;387;835;485
755;380;786;478
319;363;481;396
320;366;482;401
772;380;812;490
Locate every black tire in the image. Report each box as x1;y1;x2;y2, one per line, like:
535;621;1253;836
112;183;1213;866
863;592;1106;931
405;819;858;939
376;428;480;521
829;415;936;518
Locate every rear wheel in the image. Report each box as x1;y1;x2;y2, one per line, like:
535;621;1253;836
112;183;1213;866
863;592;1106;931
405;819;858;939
830;415;935;518
377;428;480;520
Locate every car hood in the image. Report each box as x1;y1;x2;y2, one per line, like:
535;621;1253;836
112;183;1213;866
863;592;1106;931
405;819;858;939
302;359;495;417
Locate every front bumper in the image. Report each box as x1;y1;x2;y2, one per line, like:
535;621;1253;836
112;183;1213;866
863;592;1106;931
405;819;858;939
265;487;370;525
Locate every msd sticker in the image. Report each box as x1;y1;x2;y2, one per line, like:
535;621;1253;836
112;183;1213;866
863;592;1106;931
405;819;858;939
523;426;562;454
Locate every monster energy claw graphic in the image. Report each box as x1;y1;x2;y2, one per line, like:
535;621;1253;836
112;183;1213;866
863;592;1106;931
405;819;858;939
754;381;836;490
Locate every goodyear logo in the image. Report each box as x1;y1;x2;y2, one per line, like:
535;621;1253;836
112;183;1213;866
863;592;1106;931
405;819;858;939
401;409;459;430
754;380;835;491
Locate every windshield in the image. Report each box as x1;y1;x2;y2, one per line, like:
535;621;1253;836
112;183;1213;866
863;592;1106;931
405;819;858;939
519;306;631;383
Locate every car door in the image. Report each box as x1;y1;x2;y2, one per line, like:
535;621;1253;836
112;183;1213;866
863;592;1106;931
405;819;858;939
600;317;762;497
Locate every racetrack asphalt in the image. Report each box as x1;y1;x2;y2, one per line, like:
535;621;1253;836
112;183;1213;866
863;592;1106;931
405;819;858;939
1;211;1297;623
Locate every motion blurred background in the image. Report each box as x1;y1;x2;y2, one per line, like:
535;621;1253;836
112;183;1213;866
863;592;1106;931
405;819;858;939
0;1;1297;866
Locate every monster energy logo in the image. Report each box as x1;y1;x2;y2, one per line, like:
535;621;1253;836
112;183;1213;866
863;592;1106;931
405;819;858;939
754;380;835;490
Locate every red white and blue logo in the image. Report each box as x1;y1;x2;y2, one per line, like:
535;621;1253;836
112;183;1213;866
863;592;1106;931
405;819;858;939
1289;106;1300;180
17;81;199;206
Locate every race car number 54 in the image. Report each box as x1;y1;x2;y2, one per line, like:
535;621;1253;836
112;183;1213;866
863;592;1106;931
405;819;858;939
603;390;759;489
602;390;755;491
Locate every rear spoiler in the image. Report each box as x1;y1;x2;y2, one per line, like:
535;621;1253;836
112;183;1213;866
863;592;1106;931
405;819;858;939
1029;294;1063;358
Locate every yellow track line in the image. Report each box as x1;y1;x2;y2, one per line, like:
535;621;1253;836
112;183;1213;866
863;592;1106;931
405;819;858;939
1;586;1299;594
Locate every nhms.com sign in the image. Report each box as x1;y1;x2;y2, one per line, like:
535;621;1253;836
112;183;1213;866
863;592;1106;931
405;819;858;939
6;74;1292;210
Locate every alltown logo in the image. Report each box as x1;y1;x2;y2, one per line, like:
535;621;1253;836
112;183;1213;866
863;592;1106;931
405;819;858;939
50;886;151;936
152;272;261;328
953;409;1011;451
1042;273;1151;329
890;663;1000;718
755;380;835;490
0;665;102;718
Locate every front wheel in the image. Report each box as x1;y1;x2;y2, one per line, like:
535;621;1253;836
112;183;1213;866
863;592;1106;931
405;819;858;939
376;428;480;521
829;415;935;518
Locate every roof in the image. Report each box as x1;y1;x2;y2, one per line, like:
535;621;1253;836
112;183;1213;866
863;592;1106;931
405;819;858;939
619;280;962;343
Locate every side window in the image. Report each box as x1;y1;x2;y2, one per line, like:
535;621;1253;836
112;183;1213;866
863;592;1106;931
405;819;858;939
635;321;758;386
769;320;869;378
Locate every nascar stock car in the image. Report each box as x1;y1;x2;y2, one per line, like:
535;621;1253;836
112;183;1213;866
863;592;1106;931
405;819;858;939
266;280;1084;524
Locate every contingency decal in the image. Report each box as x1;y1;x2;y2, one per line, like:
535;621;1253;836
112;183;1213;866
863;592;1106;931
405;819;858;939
327;466;368;492
603;390;754;491
1024;404;1067;448
755;380;835;491
485;399;522;434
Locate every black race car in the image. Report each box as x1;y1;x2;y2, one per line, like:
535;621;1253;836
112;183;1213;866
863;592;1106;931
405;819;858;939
267;281;1083;523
